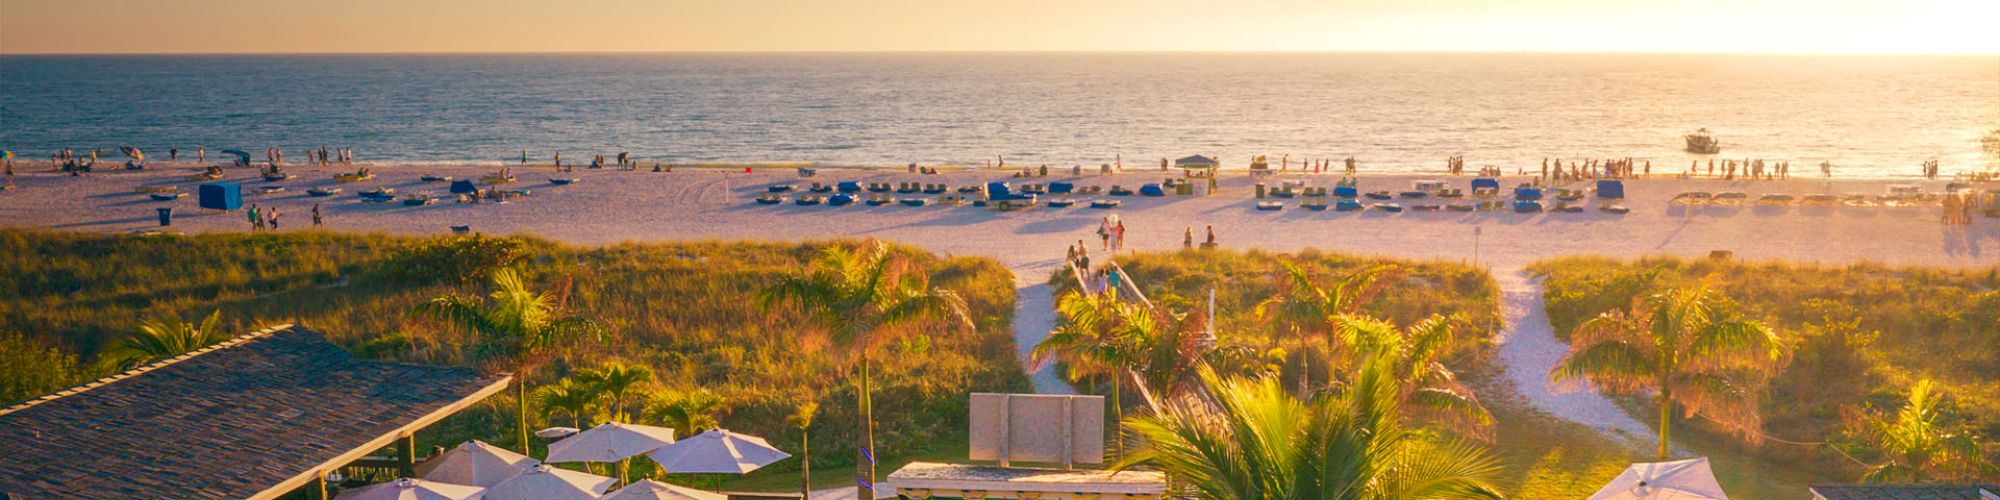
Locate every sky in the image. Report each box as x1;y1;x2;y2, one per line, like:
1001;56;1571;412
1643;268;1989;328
2;0;1996;55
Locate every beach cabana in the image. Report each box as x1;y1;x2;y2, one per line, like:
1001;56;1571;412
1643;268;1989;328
1173;155;1219;170
837;181;862;193
449;180;478;194
1333;186;1359;199
1139;183;1165;197
1514;186;1544;200
198;181;243;211
1596;180;1625;199
1048;182;1075;194
1472;177;1500;192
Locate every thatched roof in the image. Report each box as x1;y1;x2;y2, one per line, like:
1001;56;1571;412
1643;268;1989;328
0;325;509;499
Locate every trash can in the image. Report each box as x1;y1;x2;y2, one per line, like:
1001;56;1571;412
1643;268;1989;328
156;207;173;226
1256;183;1266;198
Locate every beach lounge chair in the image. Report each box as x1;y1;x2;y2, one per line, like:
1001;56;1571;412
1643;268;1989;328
307;187;342;197
1302;200;1329;211
1438;188;1465;199
1596;180;1625;199
829;193;857;206
362;187;396;197
985;182;1037;209
1108;186;1134;196
867;183;891;193
1471;178;1501;197
1713;192;1748;205
1512;200;1543;213
798;167;817;177
1021;183;1047;194
923;184;947;194
421;175;451;182
1555;189;1584;202
1412;204;1441;212
1446;203;1475;212
1334;199;1363;212
795;196;823;206
896;183;919;193
1048;182;1075;194
137;185;178;194
1756;194;1795;205
550;178;578;185
1046;199;1076;208
1374;203;1403;213
1333;186;1359;199
865;195;892;206
150;192;185;201
361;194;395;203
1514;186;1544;201
257;186;285;195
1672;192;1713;204
1270;186;1297;198
1077;185;1104;195
1842;194;1877;207
1303;187;1328;198
403;194;437;206
1256;201;1283;211
1802;194;1839;205
1365;191;1393;200
1089;199;1121;209
837;181;862;193
957;185;983;194
451;225;471;234
1552;201;1584;213
809;182;833;193
1399;191;1429;199
1600;204;1631;214
1476;200;1505;212
899;198;930;207
264;172;294;182
756;194;785;205
768;184;796;193
479;173;514;184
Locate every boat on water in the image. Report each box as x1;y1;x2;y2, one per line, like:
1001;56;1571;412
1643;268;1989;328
1685;128;1721;154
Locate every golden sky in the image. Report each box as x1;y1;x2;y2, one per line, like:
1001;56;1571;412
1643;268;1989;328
2;0;1995;54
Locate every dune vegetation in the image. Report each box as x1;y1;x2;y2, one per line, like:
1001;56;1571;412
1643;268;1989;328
1532;256;2000;483
0;229;1027;488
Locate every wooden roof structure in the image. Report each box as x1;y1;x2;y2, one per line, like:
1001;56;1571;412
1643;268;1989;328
0;324;509;499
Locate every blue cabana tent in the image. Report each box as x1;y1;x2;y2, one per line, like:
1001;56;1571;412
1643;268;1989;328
1333;186;1359;199
1472;178;1501;191
1596;180;1625;199
450;180;478;194
198;182;242;210
1139;183;1165;196
1514;186;1544;200
1048;182;1075;194
985;182;1035;202
837;181;862;193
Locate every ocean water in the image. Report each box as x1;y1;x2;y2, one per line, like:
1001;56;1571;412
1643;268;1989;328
2;53;1995;177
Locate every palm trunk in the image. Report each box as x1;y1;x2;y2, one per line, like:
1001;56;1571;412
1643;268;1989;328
1656;387;1672;461
1110;376;1124;459
517;375;532;456
856;348;877;500
800;427;812;499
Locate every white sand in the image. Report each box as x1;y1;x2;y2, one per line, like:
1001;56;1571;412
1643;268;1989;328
3;163;1994;436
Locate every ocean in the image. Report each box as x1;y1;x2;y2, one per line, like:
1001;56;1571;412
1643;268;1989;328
2;53;1994;177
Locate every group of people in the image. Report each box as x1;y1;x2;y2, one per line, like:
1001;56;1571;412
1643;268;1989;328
244;203;325;231
1183;225;1217;250
1539;158;1651;181
1096;215;1127;252
166;147;207;163
1941;192;1980;225
1920;160;1943;180
1685;158;1794;180
263;147;352;166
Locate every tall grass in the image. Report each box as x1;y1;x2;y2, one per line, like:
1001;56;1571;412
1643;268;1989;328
0;229;1028;473
1530;256;2000;481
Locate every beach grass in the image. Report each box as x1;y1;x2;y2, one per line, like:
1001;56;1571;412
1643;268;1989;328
0;229;1029;485
1530;255;2000;483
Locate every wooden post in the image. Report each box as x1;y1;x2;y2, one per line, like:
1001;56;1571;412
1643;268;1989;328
398;432;417;478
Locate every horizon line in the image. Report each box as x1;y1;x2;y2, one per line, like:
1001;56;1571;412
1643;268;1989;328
4;49;1997;57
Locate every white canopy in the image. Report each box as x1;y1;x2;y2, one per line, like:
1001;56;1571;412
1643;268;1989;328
545;422;678;463
482;464;615;500
417;440;539;488
1173;155;1219;167
645;428;792;474
333;478;485;500
1587;457;1728;500
599;479;728;500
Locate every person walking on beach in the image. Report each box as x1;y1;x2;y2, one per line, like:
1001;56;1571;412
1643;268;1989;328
311;203;323;228
267;207;280;231
521;150;529;165
1113;221;1127;252
1076;239;1091;272
1184;226;1194;250
1097;217;1112;251
248;204;262;231
553;152;563;171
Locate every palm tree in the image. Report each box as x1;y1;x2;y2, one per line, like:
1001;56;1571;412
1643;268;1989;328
755;240;972;499
1550;285;1784;460
110;310;228;368
1332;312;1492;437
787;402;819;499
1032;289;1145;456
411;267;605;455
650;389;726;435
1254;262;1393;389
535;377;598;430
574;362;654;423
1857;379;1991;483
1118;354;1504;499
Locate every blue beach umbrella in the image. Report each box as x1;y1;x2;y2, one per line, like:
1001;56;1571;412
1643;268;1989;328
121;146;144;160
220;148;253;165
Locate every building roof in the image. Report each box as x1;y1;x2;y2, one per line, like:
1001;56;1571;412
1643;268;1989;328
0;325;509;500
1810;484;2000;500
889;462;1166;495
1173;154;1219;166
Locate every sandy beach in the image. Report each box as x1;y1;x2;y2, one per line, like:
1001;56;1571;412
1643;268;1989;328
4;162;1992;276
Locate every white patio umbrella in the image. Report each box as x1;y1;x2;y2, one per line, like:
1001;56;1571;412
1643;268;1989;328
1587;457;1728;500
545;422;678;463
333;478;485;500
482;464;616;500
644;428;792;474
416;440;540;487
599;479;727;500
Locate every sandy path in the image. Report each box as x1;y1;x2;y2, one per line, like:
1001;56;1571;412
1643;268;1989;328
1492;268;1658;447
